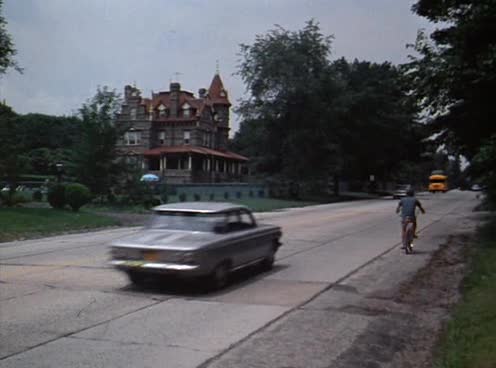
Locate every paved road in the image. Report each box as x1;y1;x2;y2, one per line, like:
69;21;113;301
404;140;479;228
0;191;481;367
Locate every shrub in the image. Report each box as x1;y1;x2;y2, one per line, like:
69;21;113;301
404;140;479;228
236;191;242;199
209;193;215;200
143;197;160;209
224;192;230;200
159;184;168;204
65;183;92;212
179;193;187;202
194;193;201;201
160;191;168;204
32;190;43;201
249;190;254;197
0;191;29;207
47;184;66;209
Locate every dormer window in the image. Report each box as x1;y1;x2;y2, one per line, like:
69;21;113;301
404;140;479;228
182;103;191;118
219;90;226;97
158;104;167;117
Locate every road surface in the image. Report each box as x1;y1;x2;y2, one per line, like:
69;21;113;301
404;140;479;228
0;190;480;367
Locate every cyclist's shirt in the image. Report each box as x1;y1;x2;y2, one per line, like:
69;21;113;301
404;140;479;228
398;197;421;220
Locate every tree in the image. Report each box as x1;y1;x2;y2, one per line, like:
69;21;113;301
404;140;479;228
0;103;29;205
13;113;83;175
70;86;126;197
407;0;496;203
329;59;425;184
0;0;21;76
236;20;344;185
234;22;423;195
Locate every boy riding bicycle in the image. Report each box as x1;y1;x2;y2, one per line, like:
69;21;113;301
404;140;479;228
396;188;425;243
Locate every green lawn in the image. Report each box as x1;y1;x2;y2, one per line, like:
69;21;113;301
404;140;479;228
434;215;496;368
0;207;119;243
90;197;319;213
211;197;318;212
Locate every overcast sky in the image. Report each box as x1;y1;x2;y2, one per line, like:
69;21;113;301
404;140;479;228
1;0;433;133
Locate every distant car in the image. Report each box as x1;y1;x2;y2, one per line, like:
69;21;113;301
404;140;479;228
393;184;411;199
470;184;483;191
1;185;25;192
109;202;282;289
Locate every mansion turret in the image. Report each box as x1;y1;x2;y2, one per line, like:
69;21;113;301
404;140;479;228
116;74;248;183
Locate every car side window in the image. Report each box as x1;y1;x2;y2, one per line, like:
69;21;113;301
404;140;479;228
239;209;255;229
224;209;255;232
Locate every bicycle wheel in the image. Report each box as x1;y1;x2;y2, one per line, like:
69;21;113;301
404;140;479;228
404;222;414;254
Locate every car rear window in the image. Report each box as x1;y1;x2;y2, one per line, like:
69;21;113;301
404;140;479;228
146;211;225;232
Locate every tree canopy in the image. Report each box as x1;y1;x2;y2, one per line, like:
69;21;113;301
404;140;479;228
70;86;126;196
233;21;424;193
407;0;496;203
0;0;21;76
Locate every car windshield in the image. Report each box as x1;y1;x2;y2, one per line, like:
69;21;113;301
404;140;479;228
146;211;225;232
395;185;410;190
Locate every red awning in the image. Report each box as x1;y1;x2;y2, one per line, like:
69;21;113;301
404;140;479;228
144;145;248;161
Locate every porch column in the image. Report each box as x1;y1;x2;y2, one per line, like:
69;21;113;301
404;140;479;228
188;154;192;171
215;159;219;172
159;155;163;171
207;158;211;171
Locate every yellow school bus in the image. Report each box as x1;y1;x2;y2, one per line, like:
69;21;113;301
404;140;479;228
429;172;448;193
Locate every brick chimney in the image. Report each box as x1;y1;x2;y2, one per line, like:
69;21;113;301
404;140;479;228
169;82;180;117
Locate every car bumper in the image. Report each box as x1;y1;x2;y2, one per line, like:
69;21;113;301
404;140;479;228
110;260;203;276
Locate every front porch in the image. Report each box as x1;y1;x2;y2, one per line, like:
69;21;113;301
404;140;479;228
144;146;248;184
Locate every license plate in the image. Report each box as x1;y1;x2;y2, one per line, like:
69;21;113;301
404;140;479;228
143;251;160;262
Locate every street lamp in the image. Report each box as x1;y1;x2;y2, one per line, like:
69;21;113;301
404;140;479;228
55;163;64;183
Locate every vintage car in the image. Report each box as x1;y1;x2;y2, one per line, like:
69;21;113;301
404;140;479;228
393;184;412;199
109;202;282;289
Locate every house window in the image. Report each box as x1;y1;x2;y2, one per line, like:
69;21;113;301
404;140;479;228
158;104;167;117
159;131;166;145
124;131;141;145
130;108;137;120
182;103;191;118
183;130;190;145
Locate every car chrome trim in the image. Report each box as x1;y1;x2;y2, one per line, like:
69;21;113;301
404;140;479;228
110;260;199;271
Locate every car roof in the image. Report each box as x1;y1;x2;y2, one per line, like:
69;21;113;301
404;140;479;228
152;202;249;214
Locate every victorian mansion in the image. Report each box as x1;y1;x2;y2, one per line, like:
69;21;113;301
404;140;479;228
116;74;248;184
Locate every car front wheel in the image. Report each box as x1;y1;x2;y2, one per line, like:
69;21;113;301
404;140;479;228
261;244;278;271
127;270;146;285
209;262;230;290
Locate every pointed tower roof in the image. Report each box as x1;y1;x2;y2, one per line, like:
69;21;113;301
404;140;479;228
208;73;231;106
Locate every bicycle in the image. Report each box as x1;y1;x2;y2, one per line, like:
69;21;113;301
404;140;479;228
402;216;415;254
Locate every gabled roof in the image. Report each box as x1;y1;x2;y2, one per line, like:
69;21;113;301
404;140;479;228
136;73;230;118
